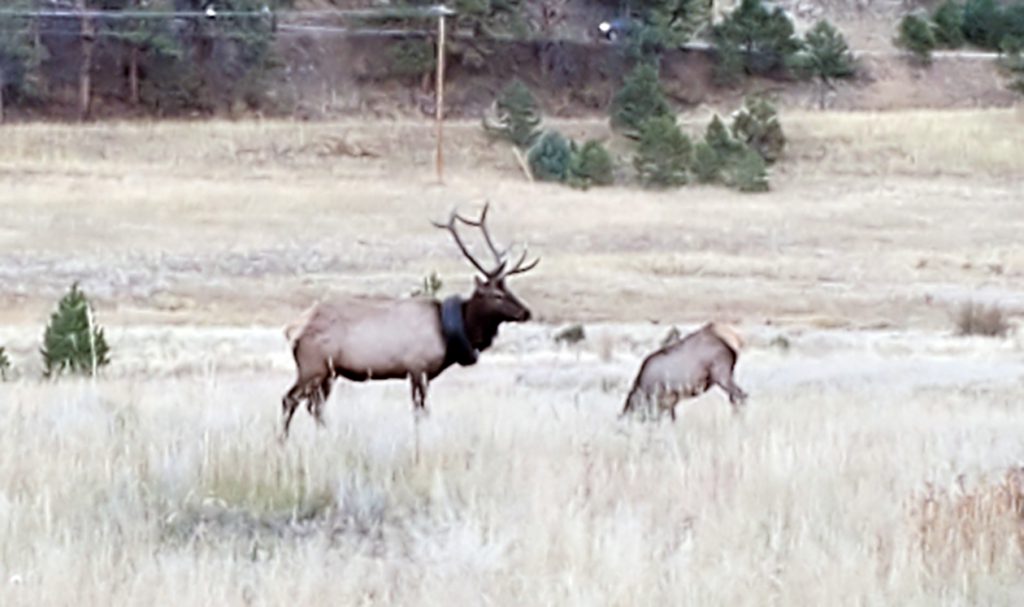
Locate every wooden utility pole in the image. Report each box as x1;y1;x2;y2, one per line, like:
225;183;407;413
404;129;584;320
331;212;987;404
434;8;448;184
77;0;95;121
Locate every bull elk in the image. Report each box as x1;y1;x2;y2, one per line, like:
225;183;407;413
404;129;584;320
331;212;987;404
280;203;539;438
621;322;748;421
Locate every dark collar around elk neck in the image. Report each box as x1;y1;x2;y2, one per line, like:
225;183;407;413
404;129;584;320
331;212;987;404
441;295;479;367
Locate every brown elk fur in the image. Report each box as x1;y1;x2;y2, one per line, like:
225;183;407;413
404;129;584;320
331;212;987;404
621;322;748;421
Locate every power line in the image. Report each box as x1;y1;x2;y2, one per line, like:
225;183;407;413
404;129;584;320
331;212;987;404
0;5;455;20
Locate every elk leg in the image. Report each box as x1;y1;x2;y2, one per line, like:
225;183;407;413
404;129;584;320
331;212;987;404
710;362;747;414
281;382;305;438
309;376;333;427
657;391;680;422
409;372;429;414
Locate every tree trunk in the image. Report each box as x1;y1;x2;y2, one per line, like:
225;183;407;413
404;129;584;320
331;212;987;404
33;0;45;95
129;45;140;105
0;68;5;124
78;1;94;121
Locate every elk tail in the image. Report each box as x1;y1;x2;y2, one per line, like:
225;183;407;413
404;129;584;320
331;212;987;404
709;322;744;355
284;303;317;348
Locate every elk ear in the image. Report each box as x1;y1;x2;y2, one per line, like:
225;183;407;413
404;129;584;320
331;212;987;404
474;275;484;288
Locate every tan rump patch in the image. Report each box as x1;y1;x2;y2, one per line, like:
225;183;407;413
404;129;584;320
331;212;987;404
709;322;744;353
284;303;318;346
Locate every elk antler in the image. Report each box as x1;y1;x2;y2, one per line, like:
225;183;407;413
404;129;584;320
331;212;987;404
452;203;508;267
432;204;505;279
432;202;539;280
502;244;541;278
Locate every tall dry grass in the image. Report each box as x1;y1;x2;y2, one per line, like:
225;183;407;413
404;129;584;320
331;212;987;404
1;352;1022;605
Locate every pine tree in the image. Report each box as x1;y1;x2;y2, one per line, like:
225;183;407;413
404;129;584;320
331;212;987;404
634;115;692;188
568;140;615;189
712;0;802;77
962;0;1004;50
896;14;937;65
723;145;769;192
706;114;742;158
610;63;673;137
41;283;111;379
0;0;48;117
483;79;542;148
624;0;711;60
691;141;724;183
932;0;966;48
792;20;856;108
527;130;573;182
730;95;785;164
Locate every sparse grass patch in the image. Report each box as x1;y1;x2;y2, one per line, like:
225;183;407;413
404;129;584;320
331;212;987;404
554;324;586;345
954;301;1012;337
0;346;10;380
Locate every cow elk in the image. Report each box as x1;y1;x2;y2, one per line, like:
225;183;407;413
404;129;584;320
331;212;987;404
280;203;539;438
621;322;748;421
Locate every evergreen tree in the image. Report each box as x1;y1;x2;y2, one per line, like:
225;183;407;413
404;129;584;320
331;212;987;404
896;14;937;65
712;0;801;78
483;79;542;148
962;0;1004;50
730;95;785;164
634;115;692;188
623;0;711;60
568;140;615;189
527;130;573;182
41;283;111;379
0;0;48;117
609;62;673;137
792;20;856;108
932;0;966;48
723;145;769;192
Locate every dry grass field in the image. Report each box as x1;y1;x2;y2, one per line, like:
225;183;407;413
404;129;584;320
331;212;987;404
1;108;1024;605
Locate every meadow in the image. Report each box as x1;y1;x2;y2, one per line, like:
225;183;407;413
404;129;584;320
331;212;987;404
1;108;1023;605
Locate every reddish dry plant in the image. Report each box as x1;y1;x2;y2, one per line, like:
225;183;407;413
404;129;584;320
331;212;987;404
911;467;1024;574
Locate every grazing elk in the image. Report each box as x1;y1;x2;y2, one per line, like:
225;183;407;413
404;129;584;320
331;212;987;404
280;204;539;438
621;322;748;421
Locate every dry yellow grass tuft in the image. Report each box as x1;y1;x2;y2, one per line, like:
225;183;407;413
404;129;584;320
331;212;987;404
912;467;1024;578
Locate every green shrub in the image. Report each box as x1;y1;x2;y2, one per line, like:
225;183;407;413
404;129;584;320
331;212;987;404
962;0;1004;49
998;40;1024;95
527;130;573;182
712;39;747;86
483;79;542;149
387;39;436;81
712;0;802;77
897;14;937;64
41;283;111;379
568;140;615;189
722;145;770;192
0;346;10;381
730;95;786;164
554;324;586;345
609;62;673;137
634;115;692;188
705;114;743;158
411;271;443;298
932;0;966;48
691;141;725;183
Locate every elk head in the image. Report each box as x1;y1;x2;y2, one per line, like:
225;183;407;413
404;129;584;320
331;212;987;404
433;203;539;347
